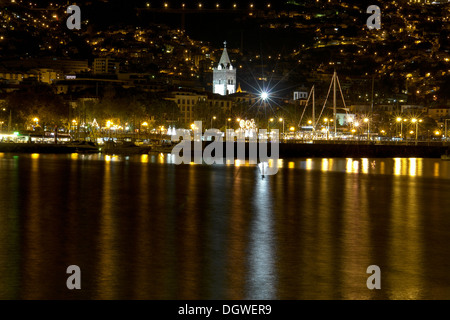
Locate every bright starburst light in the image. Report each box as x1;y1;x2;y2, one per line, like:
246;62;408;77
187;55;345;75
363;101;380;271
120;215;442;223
261;91;269;100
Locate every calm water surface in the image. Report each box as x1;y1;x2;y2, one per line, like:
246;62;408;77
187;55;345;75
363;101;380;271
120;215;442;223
0;153;450;300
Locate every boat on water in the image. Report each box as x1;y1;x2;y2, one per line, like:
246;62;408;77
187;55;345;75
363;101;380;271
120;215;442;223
67;141;99;153
102;140;152;155
0;141;99;153
149;141;175;153
150;145;174;153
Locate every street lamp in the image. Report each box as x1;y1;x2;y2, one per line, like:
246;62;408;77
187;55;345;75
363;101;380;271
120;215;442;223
107;120;113;138
226;118;231;130
411;118;420;144
279;117;284;139
364;118;369;141
268;117;274;130
396;117;403;138
72;119;77;138
211;116;216;129
324;118;331;135
445;119;450;140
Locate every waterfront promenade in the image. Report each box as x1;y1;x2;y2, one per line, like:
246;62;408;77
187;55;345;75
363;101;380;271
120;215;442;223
1;140;449;158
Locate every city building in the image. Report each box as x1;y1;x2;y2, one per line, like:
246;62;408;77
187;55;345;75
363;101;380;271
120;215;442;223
292;86;309;106
166;90;208;125
428;105;450;121
93;58;120;75
212;42;236;96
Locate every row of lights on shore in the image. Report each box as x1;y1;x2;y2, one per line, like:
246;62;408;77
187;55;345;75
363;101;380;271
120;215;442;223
146;2;272;9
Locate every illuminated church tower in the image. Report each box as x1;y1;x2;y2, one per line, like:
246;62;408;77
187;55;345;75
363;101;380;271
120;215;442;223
213;41;236;95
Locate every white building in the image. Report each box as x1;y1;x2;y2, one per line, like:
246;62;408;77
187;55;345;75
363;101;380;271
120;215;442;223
212;41;236;96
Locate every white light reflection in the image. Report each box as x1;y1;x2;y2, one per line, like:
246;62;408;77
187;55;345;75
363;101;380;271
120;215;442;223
352;160;359;173
321;158;329;171
361;158;369;174
394;158;401;176
104;155;118;162
346;158;353;173
409;158;417;177
167;153;175;164
247;177;276;299
277;159;283;168
306;158;312;170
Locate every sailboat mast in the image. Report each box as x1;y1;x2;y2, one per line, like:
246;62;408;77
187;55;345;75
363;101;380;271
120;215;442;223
333;70;337;135
312;85;315;130
371;75;374;114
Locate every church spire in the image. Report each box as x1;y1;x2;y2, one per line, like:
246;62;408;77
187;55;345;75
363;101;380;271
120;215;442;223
213;40;236;96
218;41;232;69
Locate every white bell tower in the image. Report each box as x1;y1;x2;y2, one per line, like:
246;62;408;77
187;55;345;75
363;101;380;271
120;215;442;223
213;41;236;95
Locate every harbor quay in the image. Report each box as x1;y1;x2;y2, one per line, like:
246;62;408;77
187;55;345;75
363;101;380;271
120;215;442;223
168;140;450;160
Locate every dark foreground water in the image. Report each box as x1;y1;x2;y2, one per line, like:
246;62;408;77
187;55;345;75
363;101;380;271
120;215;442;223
1;153;450;300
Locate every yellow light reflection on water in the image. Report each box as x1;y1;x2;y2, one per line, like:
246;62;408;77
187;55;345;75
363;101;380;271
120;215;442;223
141;154;149;163
31;153;39;159
0;153;4;158
96;155;117;299
327;158;333;171
417;158;423;176
70;153;78;160
380;161;385;174
402;158;408;176
434;162;440;177
288;161;295;169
